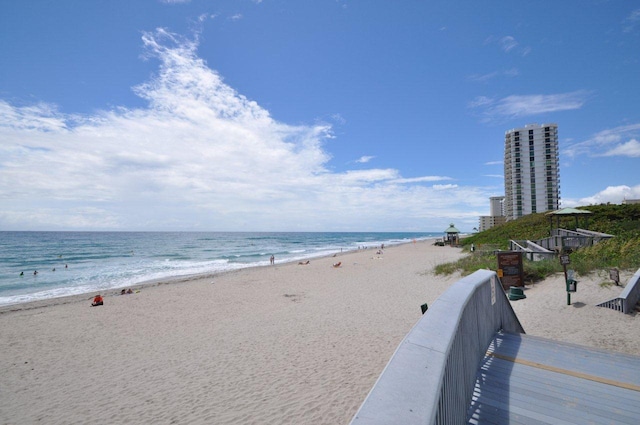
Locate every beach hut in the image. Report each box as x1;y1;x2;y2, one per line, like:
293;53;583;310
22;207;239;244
444;223;460;246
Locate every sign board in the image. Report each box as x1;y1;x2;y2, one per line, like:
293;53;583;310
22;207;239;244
609;268;620;285
560;254;571;265
496;251;524;290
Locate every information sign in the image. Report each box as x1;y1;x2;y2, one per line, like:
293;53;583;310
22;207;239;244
496;251;524;289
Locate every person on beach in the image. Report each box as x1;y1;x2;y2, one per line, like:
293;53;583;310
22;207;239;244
270;255;275;265
91;294;104;307
333;262;342;268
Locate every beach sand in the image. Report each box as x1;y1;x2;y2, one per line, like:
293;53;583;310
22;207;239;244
0;241;638;424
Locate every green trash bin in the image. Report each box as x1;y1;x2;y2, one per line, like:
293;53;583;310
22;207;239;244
508;286;526;300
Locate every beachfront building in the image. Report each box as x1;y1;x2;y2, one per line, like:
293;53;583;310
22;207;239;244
489;195;505;217
504;123;560;221
479;215;507;232
479;196;506;231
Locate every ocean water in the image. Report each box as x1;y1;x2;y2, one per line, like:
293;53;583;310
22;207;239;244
0;231;440;306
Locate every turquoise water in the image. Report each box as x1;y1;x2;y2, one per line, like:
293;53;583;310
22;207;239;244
0;231;439;306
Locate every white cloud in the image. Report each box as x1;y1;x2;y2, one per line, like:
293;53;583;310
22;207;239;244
564;123;640;158
500;36;518;52
469;91;589;121
355;155;374;163
485;35;531;56
0;28;492;231
602;139;640;157
392;176;452;184
623;8;640;33
563;185;640;206
467;68;518;83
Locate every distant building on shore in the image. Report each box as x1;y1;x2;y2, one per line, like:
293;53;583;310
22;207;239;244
504;123;560;221
479;196;506;231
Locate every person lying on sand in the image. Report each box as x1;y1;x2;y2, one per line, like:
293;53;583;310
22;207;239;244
298;260;310;265
333;262;341;268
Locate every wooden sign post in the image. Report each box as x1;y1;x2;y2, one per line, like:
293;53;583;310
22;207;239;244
496;251;524;290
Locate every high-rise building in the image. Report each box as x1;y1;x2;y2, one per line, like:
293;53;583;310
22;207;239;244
489;196;505;217
504;123;560;220
479;196;506;232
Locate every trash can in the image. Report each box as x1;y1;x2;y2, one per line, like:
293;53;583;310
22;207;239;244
508;286;526;300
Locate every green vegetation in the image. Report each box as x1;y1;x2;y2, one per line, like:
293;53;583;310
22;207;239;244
434;203;640;282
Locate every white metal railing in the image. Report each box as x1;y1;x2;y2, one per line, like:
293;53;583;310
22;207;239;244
509;239;556;261
597;267;640;314
350;270;524;425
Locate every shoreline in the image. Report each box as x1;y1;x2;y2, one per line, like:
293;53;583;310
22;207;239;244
0;236;438;312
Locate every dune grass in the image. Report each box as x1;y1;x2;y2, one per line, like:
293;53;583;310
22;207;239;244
434;203;640;282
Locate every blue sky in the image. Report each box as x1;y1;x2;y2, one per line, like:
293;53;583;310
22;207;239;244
1;0;639;232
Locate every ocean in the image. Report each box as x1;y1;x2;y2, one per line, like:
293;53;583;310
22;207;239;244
0;231;440;306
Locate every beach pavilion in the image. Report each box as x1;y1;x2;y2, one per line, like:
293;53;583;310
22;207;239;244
443;223;460;246
545;207;592;234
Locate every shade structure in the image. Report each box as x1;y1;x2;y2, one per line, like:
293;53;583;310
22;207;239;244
546;207;592;232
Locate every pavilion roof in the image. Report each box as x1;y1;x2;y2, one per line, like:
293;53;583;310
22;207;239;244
444;223;460;233
545;207;592;216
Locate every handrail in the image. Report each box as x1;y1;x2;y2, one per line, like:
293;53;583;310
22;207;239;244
509;240;555;261
597;267;640;314
350;270;524;425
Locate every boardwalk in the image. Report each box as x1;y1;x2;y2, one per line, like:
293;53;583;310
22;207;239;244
351;270;640;425
468;331;640;424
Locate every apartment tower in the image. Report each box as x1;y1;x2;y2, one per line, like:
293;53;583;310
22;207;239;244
504;123;560;220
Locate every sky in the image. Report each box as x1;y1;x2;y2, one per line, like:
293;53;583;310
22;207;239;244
1;0;639;232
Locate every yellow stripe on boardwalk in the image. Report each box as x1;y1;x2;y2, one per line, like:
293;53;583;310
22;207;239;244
487;351;640;392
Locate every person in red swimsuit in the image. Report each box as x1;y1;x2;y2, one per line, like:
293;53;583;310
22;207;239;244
91;294;103;307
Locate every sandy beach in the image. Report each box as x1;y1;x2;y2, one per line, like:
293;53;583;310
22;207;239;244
1;241;638;424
